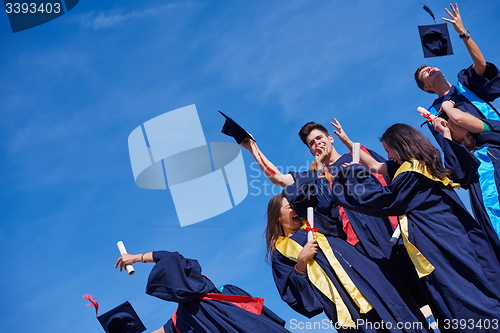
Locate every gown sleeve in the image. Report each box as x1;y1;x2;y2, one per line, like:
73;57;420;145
427;123;480;188
332;164;426;217
145;251;216;303
457;62;500;101
271;252;324;318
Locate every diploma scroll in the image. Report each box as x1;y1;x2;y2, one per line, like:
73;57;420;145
117;241;135;275
420;305;441;333
307;207;314;242
389;227;401;245
417;106;436;122
352;143;360;164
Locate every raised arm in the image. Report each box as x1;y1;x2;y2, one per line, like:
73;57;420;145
443;3;486;76
440;100;485;133
330;119;388;175
241;138;294;187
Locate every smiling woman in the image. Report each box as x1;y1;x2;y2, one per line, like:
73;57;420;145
265;193;431;333
278;197;303;237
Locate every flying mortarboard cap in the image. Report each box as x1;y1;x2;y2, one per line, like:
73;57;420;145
219;111;255;144
97;301;146;333
418;23;454;58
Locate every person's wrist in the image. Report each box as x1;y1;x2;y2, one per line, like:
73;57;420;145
443;100;455;108
294;264;307;275
459;30;470;39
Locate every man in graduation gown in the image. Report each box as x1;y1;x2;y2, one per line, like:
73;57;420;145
115;251;291;333
414;3;500;240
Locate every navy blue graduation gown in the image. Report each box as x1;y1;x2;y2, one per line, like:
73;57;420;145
146;251;290;333
286;153;420;291
427;62;500;239
332;163;500;332
428;126;500;258
428;62;500;123
272;228;430;333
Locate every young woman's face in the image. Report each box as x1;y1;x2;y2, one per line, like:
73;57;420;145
382;141;402;164
448;121;476;151
279;197;302;237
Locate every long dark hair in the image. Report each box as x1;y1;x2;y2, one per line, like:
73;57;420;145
381;123;449;179
265;193;285;263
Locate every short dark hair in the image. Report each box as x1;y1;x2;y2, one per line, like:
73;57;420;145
298;122;330;146
381;123;449;179
414;64;435;94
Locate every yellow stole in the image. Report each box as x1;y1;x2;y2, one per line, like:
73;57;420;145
275;224;372;328
392;160;460;278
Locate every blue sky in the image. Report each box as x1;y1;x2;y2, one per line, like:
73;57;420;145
1;0;499;332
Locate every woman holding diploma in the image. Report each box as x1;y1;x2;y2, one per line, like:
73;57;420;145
266;193;431;333
115;251;291;333
328;123;500;332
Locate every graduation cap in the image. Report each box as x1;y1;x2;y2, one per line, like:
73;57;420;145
418;23;454;58
417;5;453;58
97;301;146;333
219;111;255;144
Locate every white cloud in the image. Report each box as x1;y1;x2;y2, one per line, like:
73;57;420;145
75;2;202;30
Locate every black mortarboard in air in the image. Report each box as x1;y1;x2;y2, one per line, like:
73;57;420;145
219;111;255;144
97;302;146;333
418;23;454;58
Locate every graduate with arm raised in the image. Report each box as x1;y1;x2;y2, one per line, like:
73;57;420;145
414;3;500;239
222;113;419;296
115;250;291;333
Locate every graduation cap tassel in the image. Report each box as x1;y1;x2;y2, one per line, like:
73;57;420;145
423;4;436;24
83;294;99;316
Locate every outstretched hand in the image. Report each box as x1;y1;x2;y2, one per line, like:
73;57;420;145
331;118;353;149
240;138;256;151
443;3;466;34
114;253;140;272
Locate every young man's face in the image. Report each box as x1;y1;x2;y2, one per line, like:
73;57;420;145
305;129;334;157
418;66;444;91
